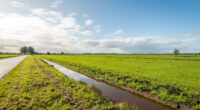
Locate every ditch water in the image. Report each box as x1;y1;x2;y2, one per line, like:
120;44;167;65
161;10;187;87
42;59;174;110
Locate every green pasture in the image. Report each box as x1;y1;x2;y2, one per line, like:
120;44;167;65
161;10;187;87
0;56;129;109
0;55;20;60
39;54;200;109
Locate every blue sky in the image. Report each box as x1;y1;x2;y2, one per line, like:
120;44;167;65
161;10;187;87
61;0;200;37
0;0;200;53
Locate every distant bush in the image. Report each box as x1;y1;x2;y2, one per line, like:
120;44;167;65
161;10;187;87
173;49;180;57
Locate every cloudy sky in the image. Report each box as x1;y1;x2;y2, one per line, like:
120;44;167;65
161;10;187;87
0;0;200;53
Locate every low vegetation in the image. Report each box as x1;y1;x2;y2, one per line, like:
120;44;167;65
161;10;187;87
0;55;20;60
0;56;129;109
39;54;200;109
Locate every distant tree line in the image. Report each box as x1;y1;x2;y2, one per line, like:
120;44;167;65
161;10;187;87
33;50;200;55
20;46;35;55
0;47;199;55
0;52;19;55
46;51;65;55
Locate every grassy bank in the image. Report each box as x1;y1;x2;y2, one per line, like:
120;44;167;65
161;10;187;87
0;56;129;109
0;55;20;60
38;55;200;109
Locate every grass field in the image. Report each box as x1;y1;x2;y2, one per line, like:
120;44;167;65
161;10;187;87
0;55;20;60
0;56;129;110
39;54;200;109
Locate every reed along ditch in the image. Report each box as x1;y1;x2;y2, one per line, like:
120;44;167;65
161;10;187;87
42;59;174;110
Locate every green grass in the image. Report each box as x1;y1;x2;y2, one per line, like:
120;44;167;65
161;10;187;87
0;55;20;60
0;56;129;110
38;54;200;109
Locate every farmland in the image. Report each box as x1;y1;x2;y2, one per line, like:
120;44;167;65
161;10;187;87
0;55;20;60
39;54;200;109
0;56;129;109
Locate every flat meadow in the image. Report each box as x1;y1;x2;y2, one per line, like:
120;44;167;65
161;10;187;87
0;55;20;60
39;54;200;109
0;56;129;109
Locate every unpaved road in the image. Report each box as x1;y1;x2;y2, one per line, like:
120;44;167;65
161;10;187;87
0;55;27;79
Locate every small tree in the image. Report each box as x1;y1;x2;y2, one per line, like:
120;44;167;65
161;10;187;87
173;49;180;57
61;52;64;55
28;47;35;55
47;52;51;55
20;46;28;55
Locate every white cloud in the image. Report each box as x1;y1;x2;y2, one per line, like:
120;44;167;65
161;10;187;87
10;1;24;8
31;8;80;30
31;8;62;17
81;30;94;36
79;36;200;53
94;25;101;32
85;19;93;26
0;7;199;53
110;29;123;36
68;12;77;17
83;14;89;18
58;16;81;30
0;9;199;53
183;33;192;37
0;10;81;53
51;0;63;8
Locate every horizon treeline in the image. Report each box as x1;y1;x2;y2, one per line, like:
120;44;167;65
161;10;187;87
0;48;200;55
20;46;35;55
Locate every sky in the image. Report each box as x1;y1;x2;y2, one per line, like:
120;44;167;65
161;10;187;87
0;0;200;53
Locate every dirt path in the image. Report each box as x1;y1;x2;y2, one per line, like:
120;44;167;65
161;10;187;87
0;55;27;79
